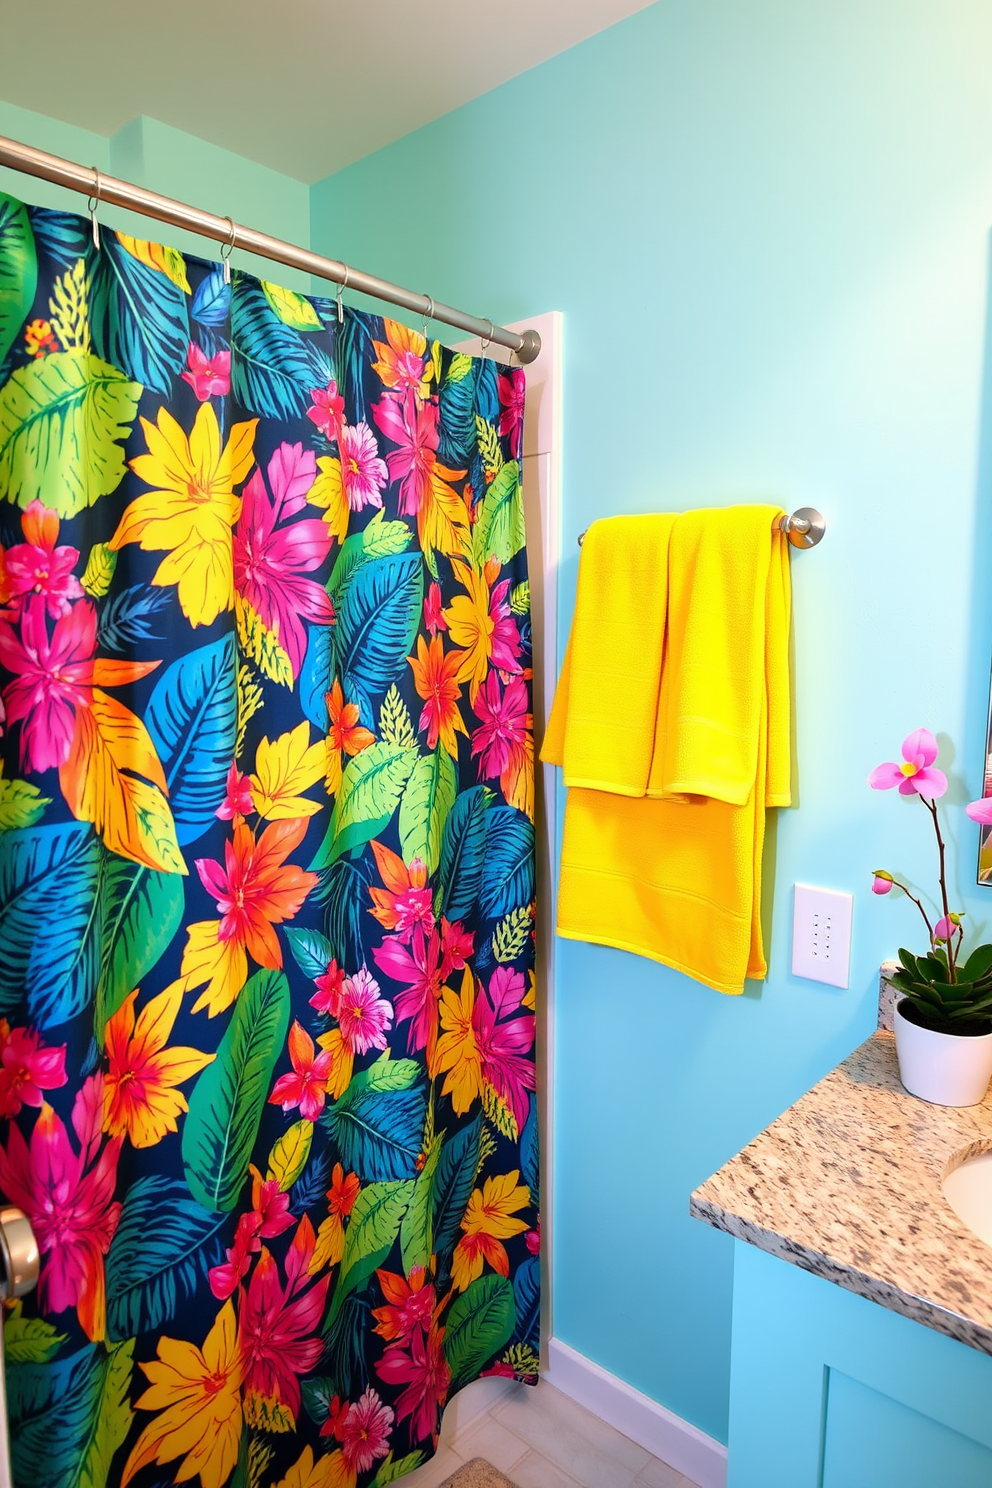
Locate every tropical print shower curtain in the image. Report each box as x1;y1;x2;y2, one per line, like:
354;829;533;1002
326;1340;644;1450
0;192;539;1488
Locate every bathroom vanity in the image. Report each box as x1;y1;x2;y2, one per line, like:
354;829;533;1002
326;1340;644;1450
692;1023;992;1488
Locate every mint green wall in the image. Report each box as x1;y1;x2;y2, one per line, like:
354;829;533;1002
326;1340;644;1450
311;0;992;1442
0;102;310;286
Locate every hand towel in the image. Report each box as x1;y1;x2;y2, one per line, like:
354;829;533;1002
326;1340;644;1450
542;504;792;996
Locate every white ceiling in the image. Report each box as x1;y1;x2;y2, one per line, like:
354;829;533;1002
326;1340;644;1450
0;0;656;183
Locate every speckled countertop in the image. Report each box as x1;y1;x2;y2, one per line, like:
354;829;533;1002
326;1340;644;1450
690;1030;992;1353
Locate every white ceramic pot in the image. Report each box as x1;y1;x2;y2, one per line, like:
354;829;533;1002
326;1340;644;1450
894;1000;992;1107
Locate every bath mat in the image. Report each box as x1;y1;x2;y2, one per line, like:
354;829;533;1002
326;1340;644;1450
440;1460;519;1488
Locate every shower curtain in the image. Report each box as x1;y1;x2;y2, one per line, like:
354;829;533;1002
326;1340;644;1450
0;192;538;1488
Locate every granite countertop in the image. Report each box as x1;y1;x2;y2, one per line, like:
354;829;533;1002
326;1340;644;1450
690;1029;992;1353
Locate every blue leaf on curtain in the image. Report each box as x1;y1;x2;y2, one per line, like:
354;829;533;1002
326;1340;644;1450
479;806;535;918
231;278;324;419
325;1079;427;1183
26;206;89;267
336;553;424;706
319;857;372;969
88;235;190;394
438;358;479;467
299;620;333;731
440;785;493;922
144;635;238;845
96;584;171;654
190;267;231;355
105;1176;226;1340
0;823;102;1030
8;1343;105;1488
431;1112;483;1271
513;1256;540;1352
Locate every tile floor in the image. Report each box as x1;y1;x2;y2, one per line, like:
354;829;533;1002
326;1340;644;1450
403;1375;703;1488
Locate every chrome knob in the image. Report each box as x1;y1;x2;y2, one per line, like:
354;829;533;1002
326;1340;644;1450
0;1207;38;1299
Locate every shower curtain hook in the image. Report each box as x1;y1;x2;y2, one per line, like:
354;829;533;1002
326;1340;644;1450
480;319;494;353
221;218;236;285
87;167;102;249
422;295;434;339
336;265;349;325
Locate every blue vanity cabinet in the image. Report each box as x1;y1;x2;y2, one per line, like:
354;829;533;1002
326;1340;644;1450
727;1244;992;1488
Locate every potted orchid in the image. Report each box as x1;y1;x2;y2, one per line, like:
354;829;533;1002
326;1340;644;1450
870;728;992;1106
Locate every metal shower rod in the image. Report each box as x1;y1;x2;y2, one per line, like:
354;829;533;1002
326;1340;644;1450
0;134;542;364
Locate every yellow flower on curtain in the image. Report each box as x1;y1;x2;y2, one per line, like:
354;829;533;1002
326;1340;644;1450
251;722;327;819
275;1446;357;1488
121;1299;243;1488
103;986;214;1148
450;1171;531;1292
443;557;500;703
432;966;482;1111
110;403;256;627
307;456;350;546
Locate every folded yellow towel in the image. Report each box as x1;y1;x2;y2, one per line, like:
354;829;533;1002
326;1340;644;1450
542;505;792;996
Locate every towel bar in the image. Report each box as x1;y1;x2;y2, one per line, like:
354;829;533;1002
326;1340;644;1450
577;506;826;549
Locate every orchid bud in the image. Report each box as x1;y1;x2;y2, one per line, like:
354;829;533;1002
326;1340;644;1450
871;870;894;896
934;916;953;941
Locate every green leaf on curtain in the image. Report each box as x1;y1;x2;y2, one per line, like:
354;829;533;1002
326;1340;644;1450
88;233;189;394
370;1453;426;1486
347;1051;421;1097
284;925;335;980
0;773;50;831
0;822;103;1031
443;1274;516;1390
310;742;417;869
261;280;322;330
473;459;524;567
182;968;291;1213
400;1134;442;1275
95;854;186;1038
3;1313;66;1366
0;350;140;515
0;193;37;368
73;1340;134;1488
399;747;458;875
325;1179;415;1329
144;635;238;845
105;1176;226;1339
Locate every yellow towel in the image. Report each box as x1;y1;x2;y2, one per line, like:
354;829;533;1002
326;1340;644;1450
542;505;792;996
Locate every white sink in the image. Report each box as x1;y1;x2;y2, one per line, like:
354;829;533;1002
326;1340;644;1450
942;1151;992;1248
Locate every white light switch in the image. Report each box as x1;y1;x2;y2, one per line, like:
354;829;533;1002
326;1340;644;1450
792;884;853;988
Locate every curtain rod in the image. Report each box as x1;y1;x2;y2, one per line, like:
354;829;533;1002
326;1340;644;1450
0;134;542;364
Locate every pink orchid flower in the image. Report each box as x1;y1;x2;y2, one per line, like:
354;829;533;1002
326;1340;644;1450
868;728;948;799
181;342;231;400
966;796;992;825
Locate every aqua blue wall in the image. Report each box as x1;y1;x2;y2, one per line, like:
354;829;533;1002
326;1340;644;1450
0;101;310;286
311;0;992;1442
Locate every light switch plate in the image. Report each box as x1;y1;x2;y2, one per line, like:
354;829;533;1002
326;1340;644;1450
792;884;854;988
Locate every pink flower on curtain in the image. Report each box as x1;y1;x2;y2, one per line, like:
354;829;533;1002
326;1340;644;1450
268;1021;334;1121
307;380;346;440
238;1216;329;1422
0;598;96;773
497;369;526;460
0;502;84;618
233;442;335;678
339;1388;395;1472
472;673;531;781
474;966;536;1132
181;342;231;400
340;423;388;511
0;1074;122;1339
371;394;440;515
0;1023;68;1118
337;967;394;1055
375;1319;450;1443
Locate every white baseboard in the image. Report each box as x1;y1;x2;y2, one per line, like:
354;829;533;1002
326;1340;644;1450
545;1336;728;1488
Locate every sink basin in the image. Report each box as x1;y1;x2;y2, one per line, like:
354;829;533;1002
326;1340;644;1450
942;1151;992;1248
